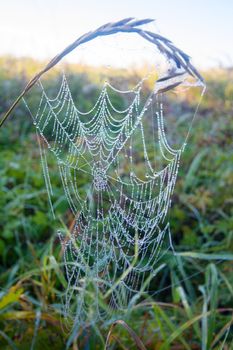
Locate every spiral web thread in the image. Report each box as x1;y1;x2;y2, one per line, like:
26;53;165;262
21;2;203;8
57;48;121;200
23;68;204;324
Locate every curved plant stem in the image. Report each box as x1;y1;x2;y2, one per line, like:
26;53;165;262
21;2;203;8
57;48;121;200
0;17;204;128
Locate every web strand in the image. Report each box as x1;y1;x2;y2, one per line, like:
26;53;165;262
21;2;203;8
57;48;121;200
23;68;204;325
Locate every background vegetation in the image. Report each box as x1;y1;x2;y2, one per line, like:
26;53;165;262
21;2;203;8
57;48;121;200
0;56;232;349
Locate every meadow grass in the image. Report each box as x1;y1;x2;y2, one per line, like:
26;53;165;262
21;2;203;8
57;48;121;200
0;58;232;349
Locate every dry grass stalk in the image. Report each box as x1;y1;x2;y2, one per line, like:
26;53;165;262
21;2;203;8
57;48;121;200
0;17;203;128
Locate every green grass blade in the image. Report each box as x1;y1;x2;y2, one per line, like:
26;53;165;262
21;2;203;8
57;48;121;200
176;252;233;260
160;311;212;350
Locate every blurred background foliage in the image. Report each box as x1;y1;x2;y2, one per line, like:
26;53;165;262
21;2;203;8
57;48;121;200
0;56;232;349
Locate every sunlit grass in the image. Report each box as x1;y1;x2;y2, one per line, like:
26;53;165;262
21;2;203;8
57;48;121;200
0;58;232;349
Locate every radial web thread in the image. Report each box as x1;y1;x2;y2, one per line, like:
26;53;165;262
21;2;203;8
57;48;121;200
23;70;204;324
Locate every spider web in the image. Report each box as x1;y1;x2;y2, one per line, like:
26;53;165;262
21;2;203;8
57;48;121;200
23;56;204;326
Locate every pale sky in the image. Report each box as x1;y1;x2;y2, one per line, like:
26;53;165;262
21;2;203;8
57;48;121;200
1;0;233;69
